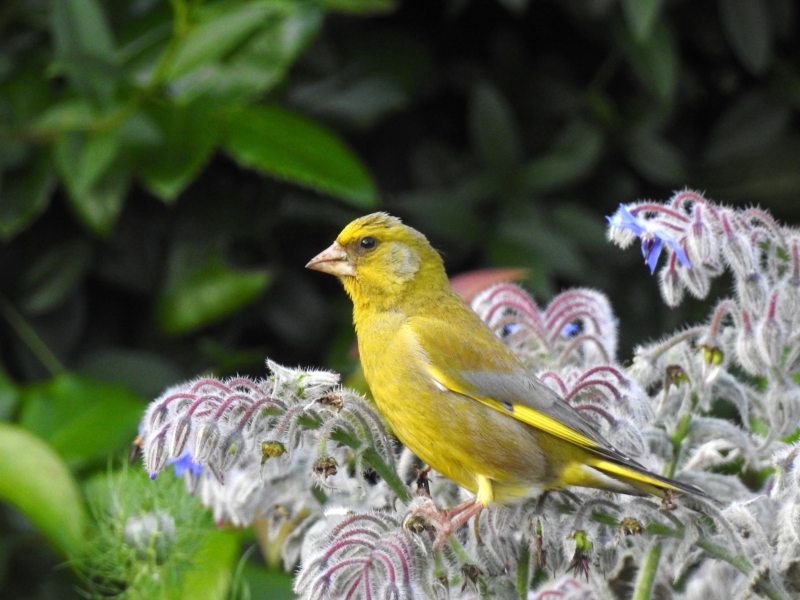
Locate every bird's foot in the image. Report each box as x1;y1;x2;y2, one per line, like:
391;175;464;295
407;496;484;550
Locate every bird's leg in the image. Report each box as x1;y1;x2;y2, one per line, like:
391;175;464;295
408;496;485;550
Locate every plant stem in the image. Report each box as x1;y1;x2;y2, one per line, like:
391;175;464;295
0;294;63;375
632;541;661;600
516;541;531;600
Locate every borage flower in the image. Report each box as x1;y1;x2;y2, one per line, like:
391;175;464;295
606;204;691;274
168;449;203;477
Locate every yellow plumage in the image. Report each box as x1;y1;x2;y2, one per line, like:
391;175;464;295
307;212;708;522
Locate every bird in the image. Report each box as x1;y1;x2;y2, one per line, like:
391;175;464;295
306;212;710;546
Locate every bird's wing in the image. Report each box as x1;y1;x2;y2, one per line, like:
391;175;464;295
408;314;662;477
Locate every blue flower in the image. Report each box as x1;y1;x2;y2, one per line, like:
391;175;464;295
167;449;203;477
606;204;691;274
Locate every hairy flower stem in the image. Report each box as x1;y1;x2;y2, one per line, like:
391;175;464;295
516;541;531;600
631;541;661;600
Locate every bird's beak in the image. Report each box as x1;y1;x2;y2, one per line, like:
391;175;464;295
306;241;356;277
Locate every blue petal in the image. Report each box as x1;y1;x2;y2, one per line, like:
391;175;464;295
645;237;663;274
606;204;646;236
666;239;691;268
168;450;203;477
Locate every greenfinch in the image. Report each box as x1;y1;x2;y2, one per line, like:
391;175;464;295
307;213;708;541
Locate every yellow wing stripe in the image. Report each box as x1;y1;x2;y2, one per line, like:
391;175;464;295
588;459;678;491
426;366;601;451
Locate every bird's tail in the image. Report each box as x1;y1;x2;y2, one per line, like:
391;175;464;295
586;456;713;500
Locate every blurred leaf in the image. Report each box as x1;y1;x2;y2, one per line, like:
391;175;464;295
521;120;604;192
240;563;295;600
19;238;93;315
0;423;86;558
158;258;271;335
704;91;791;163
165;1;279;80
224;104;376;206
136;101;222;202
51;0;117;101
316;0;396;13
33;98;96;133
166;1;322;103
19;373;145;469
469;81;522;172
621;20;678;103
719;0;773;75
621;0;663;42
77;348;184;399
179;528;241;600
0;150;56;241
0;367;19;421
625;131;686;184
54;131;130;236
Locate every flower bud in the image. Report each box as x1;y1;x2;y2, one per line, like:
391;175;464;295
758;292;785;368
659;258;685;307
678;262;710;299
721;213;754;278
124;511;176;562
687;206;716;265
735;310;767;376
736;272;767;315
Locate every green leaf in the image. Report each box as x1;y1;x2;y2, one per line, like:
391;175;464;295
19;238;93;315
223;104;376;206
621;0;663;42
33;98;96;134
19;373;145;469
179;528;241;600
135;102;221;202
165;1;280;81
240;563;295;600
0;367;19;421
625;132;686;184
0;423;86;558
167;2;322;103
158;259;271;335
704;91;791;164
0;150;56;241
469;81;522;172
521;120;604;192
316;0;396;13
621;20;678;103
51;0;117;100
54;131;130;236
719;0;773;75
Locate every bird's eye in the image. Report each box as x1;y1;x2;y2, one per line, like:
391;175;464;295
359;236;377;250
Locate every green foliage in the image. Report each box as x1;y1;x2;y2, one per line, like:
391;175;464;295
0;0;798;597
0;422;86;559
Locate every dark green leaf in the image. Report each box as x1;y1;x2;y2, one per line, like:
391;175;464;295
135;102;221;202
163;0;322;103
224;104;376;206
54;131;130;236
0;367;19;421
621;20;678;103
165;1;280;81
33;98;96;133
469;81;522;172
78;348;184;399
158;259;271;335
621;0;663;42
240;563;295;600
625;132;686;184
316;0;396;13
51;0;117;100
0;423;86;558
704;91;791;163
0;150;56;241
19;238;93;315
719;0;773;75
19;373;145;469
521;120;604;192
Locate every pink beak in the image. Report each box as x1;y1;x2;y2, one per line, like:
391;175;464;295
306;241;356;277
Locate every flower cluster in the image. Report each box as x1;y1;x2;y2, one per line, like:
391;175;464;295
136;191;800;599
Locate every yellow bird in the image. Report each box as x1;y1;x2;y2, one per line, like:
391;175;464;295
307;213;709;543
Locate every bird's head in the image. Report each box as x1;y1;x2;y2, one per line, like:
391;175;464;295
306;212;448;309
